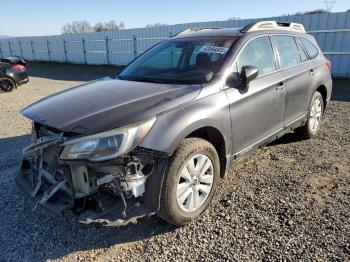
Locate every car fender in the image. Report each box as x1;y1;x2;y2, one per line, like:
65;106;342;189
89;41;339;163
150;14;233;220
139;90;232;156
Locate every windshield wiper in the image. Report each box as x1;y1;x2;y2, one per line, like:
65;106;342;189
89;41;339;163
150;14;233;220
119;76;171;84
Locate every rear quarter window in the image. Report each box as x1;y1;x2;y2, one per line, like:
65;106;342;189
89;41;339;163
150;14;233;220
300;38;319;59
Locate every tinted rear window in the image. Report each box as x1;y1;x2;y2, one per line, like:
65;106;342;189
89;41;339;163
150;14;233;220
300;38;319;59
273;36;302;69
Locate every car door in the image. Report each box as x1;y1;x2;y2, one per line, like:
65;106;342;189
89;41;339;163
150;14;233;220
225;35;286;155
272;35;312;125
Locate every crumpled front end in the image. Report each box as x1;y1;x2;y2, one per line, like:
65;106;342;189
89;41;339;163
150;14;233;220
16;123;168;226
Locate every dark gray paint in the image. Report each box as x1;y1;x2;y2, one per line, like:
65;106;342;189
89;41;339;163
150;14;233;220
21;29;332;176
141;29;332;172
21;78;201;135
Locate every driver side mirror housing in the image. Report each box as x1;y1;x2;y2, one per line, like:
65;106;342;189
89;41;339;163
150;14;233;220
226;65;259;89
240;65;259;87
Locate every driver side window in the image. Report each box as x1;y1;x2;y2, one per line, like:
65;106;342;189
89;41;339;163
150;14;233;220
236;36;277;77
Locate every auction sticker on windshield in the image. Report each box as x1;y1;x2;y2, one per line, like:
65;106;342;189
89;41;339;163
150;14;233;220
199;46;229;54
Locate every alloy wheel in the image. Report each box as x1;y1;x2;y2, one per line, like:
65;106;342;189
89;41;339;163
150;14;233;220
176;154;214;212
309;97;322;131
0;79;15;92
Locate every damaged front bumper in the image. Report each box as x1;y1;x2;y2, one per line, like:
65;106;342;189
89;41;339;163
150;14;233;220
15;125;168;226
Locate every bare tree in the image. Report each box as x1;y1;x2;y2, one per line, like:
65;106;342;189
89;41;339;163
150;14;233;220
62;20;92;34
63;20;125;34
227;17;240;21
119;22;125;29
290;9;330;16
145;22;168;28
104;20;119;31
304;9;329;14
93;22;105;32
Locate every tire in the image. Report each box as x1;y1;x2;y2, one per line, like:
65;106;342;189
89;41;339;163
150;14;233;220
0;78;16;92
158;138;220;226
296;91;324;139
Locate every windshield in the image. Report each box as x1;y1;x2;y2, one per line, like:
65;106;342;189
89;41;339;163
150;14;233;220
118;36;237;84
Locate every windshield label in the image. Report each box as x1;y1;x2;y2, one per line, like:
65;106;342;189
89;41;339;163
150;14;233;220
199;46;229;54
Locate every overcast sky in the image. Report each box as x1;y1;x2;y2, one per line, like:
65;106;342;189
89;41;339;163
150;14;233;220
1;0;349;37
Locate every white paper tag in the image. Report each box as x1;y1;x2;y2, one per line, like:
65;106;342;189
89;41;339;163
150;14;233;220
199;46;229;54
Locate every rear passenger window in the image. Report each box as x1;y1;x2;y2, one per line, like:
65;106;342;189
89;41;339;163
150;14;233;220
273;36;302;69
300;38;319;59
236;36;276;77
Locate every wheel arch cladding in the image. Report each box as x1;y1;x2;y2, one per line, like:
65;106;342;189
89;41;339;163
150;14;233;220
186;127;227;178
316;85;327;109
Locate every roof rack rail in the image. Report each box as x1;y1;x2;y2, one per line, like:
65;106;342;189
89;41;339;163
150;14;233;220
241;21;306;33
174;28;220;36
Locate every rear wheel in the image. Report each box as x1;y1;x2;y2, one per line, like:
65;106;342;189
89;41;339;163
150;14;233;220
158;138;220;226
296;91;324;139
0;78;15;92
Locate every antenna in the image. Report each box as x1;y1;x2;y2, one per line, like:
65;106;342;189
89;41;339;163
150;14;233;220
324;0;336;12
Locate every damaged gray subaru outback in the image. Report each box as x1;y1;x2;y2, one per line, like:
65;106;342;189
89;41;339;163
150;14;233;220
17;21;332;226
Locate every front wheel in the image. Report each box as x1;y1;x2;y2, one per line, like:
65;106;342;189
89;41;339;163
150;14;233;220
0;78;16;92
296;91;324;139
158;138;220;226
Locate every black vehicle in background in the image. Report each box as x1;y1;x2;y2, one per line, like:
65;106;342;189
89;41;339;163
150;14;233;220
0;56;29;92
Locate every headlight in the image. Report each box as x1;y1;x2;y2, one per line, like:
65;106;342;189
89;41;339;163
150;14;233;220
60;117;156;161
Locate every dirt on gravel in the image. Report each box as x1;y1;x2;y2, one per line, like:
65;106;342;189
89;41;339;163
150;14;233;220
0;62;349;262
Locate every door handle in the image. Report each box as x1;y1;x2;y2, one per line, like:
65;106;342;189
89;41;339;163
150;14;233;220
309;69;314;76
276;82;284;91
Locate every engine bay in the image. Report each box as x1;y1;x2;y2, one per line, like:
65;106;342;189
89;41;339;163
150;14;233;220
16;123;167;226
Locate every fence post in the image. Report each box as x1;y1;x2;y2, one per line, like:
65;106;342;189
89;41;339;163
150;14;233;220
18;40;23;58
0;42;3;59
105;36;110;65
63;39;68;63
133;35;137;58
30;41;35;61
8;41;12;56
82;38;87;64
46;38;51;62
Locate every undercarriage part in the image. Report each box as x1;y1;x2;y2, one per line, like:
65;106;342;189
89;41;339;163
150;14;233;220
79;195;153;226
16;123;169;226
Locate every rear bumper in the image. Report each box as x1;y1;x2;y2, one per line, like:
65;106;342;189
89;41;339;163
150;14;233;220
6;70;29;86
17;77;29;86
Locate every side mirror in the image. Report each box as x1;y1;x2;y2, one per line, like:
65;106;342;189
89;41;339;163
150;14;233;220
226;72;240;86
240;65;259;87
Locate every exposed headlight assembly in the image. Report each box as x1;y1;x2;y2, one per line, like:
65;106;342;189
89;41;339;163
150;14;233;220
60;117;156;161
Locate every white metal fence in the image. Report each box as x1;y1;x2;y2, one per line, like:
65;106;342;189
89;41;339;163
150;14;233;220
0;12;349;77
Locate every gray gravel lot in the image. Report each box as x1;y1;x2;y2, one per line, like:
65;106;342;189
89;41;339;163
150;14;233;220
0;62;349;262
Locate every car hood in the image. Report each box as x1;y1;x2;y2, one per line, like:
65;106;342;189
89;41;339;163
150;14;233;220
21;77;201;135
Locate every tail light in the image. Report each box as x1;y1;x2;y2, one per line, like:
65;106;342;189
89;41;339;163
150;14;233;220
11;64;26;71
326;60;332;71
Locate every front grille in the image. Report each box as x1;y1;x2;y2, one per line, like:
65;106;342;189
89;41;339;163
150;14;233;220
16;165;73;215
16;124;74;215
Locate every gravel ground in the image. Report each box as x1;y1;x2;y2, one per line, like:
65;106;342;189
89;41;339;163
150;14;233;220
0;62;349;262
